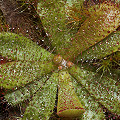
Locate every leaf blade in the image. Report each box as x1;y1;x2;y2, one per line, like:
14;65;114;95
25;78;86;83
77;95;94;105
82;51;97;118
57;70;85;118
22;72;59;120
76;31;120;61
71;77;105;120
60;2;120;60
4;75;50;106
68;65;120;115
0;60;56;89
0;32;53;61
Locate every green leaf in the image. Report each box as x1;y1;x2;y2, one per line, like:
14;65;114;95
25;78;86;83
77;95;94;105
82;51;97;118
37;0;69;51
57;70;85;118
76;31;120;61
23;72;58;120
0;32;57;89
68;65;120;115
60;2;120;60
4;75;50;106
0;59;55;89
0;32;53;61
37;1;120;61
71;77;105;120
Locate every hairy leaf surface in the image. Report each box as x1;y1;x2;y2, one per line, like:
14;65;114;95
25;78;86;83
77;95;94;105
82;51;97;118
23;72;58;120
4;75;50;105
76;31;120;61
71;77;105;120
68;65;120;115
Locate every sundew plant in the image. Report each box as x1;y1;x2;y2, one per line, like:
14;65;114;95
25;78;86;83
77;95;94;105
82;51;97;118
0;0;120;120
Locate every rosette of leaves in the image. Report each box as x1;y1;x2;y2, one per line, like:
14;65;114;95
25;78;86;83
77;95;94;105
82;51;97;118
0;0;120;120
